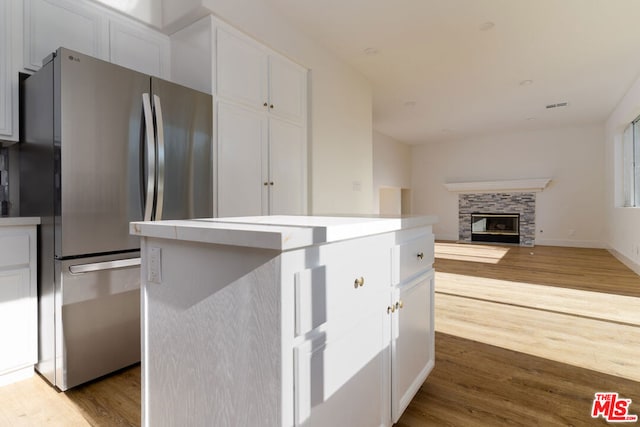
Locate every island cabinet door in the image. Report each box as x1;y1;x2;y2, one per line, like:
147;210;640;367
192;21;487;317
391;269;435;422
293;299;392;427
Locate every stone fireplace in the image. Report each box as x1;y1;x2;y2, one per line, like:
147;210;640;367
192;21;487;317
444;179;551;247
459;193;535;246
458;193;536;246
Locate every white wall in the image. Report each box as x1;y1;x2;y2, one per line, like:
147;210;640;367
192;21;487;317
411;125;606;247
166;0;374;215
372;131;411;214
92;0;163;27
605;74;640;274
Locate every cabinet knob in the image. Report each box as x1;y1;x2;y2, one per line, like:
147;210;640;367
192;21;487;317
263;182;269;186
397;300;404;309
387;305;395;314
270;104;274;109
354;276;365;288
417;252;424;260
270;182;274;186
263;102;268;107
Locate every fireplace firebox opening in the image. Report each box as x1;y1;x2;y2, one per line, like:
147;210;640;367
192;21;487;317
471;213;520;244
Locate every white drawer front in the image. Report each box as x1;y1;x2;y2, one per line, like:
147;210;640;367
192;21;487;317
0;234;30;268
294;306;389;426
392;232;434;285
294;234;392;336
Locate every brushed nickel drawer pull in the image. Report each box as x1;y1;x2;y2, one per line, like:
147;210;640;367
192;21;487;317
354;276;365;288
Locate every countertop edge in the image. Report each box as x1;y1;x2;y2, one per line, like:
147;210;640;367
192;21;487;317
131;215;438;250
0;217;41;226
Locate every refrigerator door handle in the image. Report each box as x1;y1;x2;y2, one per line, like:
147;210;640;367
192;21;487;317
153;94;165;221
142;93;156;221
69;258;141;274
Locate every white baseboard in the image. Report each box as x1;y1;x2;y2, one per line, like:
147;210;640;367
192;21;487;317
534;238;606;249
435;233;458;242
607;247;640;276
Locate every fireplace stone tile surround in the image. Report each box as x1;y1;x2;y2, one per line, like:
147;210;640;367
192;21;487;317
459;193;536;246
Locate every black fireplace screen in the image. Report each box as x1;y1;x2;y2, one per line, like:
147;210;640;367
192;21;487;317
471;213;520;243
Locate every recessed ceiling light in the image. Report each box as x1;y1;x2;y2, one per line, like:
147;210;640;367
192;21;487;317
404;101;416;108
519;79;533;86
479;22;495;31
363;47;379;55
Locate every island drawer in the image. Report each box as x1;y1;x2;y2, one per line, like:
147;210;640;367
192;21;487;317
294;233;392;336
392;231;434;285
0;233;30;269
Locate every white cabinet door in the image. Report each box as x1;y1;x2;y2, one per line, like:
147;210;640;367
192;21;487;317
216;27;268;110
109;19;169;79
0;268;36;375
217;102;268;217
268;118;306;215
269;55;306;123
391;270;435;422
294;305;391;427
23;0;108;71
0;0;12;138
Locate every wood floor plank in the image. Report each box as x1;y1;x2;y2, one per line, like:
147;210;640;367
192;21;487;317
0;373;90;426
435;243;640;297
436;293;640;381
433;242;640;383
397;333;640;427
436;271;640;326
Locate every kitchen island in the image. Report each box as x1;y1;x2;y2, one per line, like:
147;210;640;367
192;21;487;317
130;215;437;427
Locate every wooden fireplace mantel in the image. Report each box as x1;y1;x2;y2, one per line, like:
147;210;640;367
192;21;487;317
443;178;552;194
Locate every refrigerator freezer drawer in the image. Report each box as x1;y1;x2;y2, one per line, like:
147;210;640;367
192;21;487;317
53;256;141;390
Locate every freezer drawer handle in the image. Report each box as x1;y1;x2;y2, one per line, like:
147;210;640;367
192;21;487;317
69;258;141;274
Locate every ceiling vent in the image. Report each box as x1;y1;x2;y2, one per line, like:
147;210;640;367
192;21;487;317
546;102;569;109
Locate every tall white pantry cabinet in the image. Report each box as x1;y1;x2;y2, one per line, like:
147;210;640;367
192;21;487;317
170;16;308;218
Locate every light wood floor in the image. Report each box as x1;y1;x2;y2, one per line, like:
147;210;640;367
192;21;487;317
434;242;640;381
0;243;638;426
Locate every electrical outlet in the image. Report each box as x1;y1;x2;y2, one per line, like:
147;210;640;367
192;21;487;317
148;247;162;284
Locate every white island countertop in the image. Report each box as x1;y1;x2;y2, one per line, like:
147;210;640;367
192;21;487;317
130;215;438;251
0;217;40;226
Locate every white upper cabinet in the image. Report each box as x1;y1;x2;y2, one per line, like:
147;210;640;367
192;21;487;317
216;27;268;110
23;0;169;78
109;19;169;79
23;0;108;71
0;0;13;139
172;17;308;218
269;55;306;122
216;25;307;122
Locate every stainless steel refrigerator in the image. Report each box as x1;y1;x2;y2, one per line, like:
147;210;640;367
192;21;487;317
20;47;213;390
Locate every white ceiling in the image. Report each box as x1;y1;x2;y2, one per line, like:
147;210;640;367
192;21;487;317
263;0;640;144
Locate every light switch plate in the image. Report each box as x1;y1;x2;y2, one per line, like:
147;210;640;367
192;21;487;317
148;247;162;284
